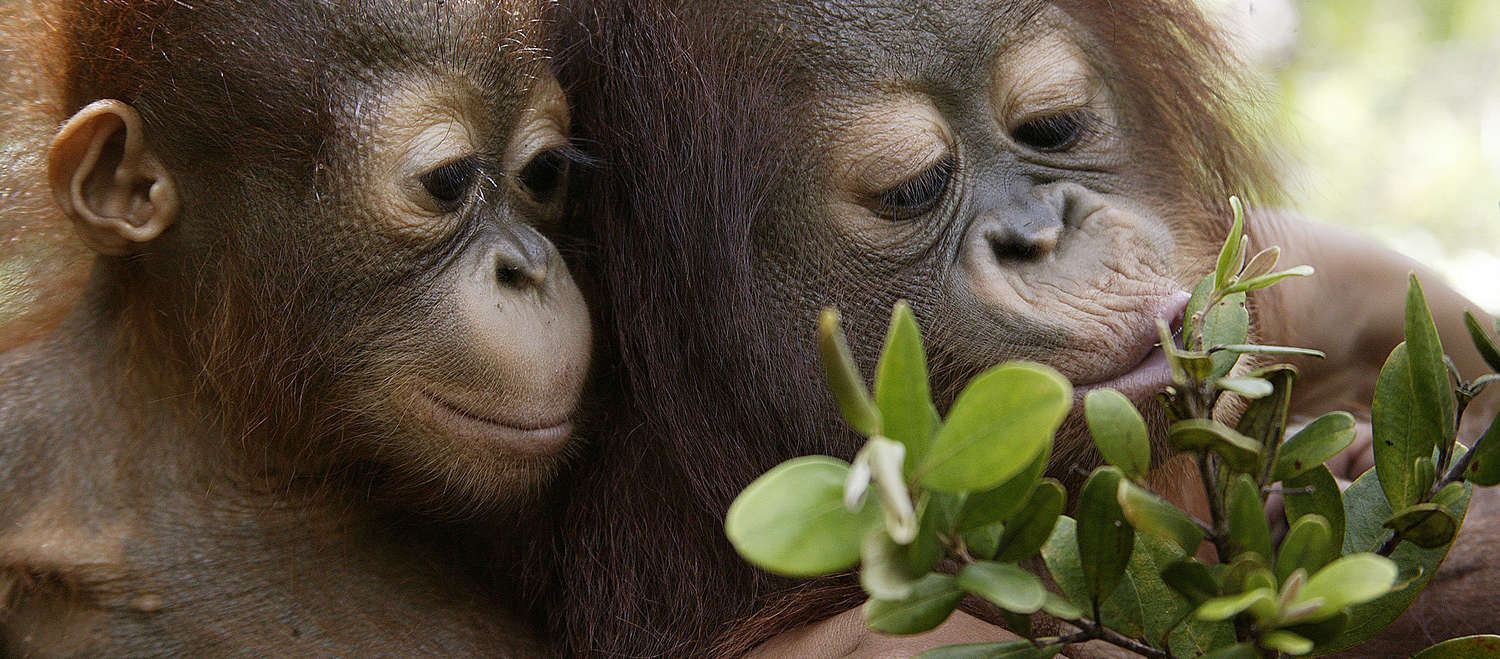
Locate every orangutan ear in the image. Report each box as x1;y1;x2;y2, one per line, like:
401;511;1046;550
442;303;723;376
48;99;180;256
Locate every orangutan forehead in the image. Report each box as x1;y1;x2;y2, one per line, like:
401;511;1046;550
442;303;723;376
722;1;1088;95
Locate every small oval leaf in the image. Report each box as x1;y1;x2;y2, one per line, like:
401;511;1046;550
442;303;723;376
1085;389;1152;480
1217;375;1274;399
1272;412;1357;482
995;479;1065;562
956;561;1047;614
1283;465;1345;562
863;573;965;635
1383;503;1459;550
1276;514;1332;583
1076;467;1134;602
1170;419;1262;474
1117;480;1205;555
1162;558;1222;604
725;456;875;577
1226;474;1272;561
920;362;1071;493
1290;553;1399;622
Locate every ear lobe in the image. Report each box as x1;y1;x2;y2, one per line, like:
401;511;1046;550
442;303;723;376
48;99;180;256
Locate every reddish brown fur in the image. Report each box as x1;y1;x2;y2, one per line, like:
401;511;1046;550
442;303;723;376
530;1;1281;656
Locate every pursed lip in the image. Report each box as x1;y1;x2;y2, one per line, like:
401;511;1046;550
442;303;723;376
1071;291;1189;399
421;390;574;455
1074;347;1172;399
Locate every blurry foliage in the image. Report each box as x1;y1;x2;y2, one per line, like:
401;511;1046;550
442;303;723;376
1209;0;1500;311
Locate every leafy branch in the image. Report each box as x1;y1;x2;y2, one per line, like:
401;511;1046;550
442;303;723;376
724;196;1500;658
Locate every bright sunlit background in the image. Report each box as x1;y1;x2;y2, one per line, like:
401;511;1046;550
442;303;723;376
1204;0;1500;311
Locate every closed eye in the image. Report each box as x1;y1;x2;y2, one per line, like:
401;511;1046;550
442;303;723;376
1011;111;1095;152
875;156;956;221
420;156;482;210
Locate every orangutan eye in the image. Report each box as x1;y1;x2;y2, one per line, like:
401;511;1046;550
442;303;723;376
420;156;482;210
1012;111;1091;152
518;148;569;204
876;156;956;221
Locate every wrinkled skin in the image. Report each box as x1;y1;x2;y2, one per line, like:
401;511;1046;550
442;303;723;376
539;0;1498;656
0;0;589;654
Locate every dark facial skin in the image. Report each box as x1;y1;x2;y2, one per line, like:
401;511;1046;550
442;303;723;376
532;0;1281;655
0;0;586;653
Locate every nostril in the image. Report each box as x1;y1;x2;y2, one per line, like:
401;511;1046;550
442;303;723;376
496;263;526;289
987;225;1061;263
991;237;1044;262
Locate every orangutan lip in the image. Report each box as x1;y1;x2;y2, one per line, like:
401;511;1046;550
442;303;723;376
422;391;572;439
1074;348;1172;398
1072;292;1188;397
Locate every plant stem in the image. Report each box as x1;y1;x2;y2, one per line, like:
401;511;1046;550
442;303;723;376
1059;617;1172;658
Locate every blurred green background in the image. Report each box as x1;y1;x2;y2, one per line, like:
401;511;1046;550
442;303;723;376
1205;0;1500;311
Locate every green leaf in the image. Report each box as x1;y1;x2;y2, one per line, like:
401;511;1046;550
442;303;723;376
875;301;939;472
1280;610;1350;645
1041;591;1082;620
1411;635;1500;659
1085;389;1152;480
919;362;1070;493
958;443;1050;532
1235;365;1297;477
1239;245;1280;281
1215;196;1247;290
1283;466;1345;564
862;529;922;600
1404;276;1459;462
1183;272;1217;339
918;641;1061;659
1075;468;1134;602
1161;558;1222;604
1203;293;1249;377
996;479;1065;562
956;561;1047;614
818;308;881;437
1324;463;1471;651
962;522;1004;562
1271;412;1357;482
1217;376;1273;399
1464;311;1500;373
1288;553;1398;622
1463;412;1500;486
1223;265;1315;295
863;573;965;635
1276;514;1332;582
1169;419;1262;474
1216;344;1327;358
1260;630;1314;655
725;457;876;577
1383;503;1459;549
1372;343;1432;509
1196;588;1274;621
1225;474;1272;561
1117;480;1204;555
1200;644;1259;659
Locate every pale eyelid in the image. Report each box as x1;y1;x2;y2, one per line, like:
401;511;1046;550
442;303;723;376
833;101;954;198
